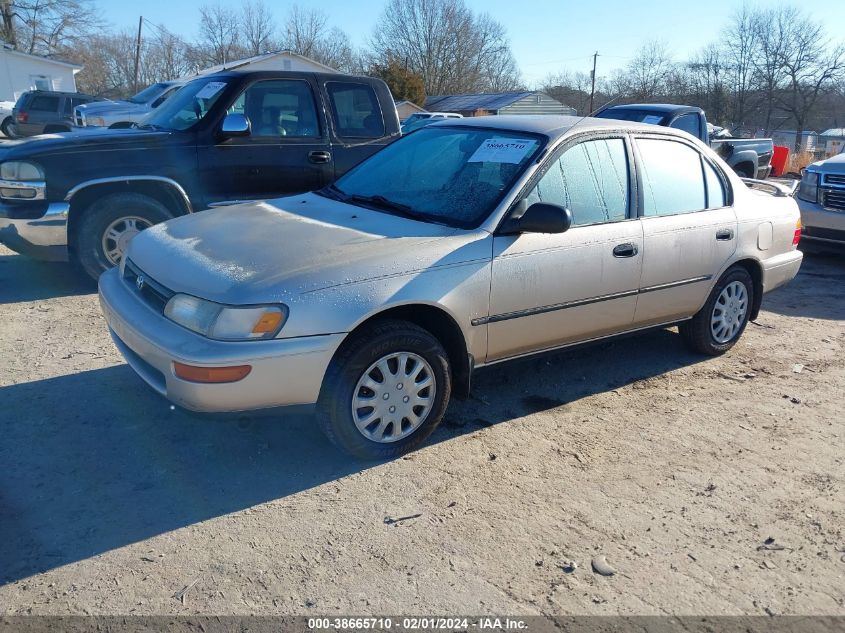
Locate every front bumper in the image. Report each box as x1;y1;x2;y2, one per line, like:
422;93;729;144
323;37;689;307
0;202;69;260
796;197;845;245
98;267;346;413
760;249;803;294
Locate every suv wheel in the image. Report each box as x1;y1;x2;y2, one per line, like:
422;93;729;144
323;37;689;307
680;266;754;356
75;192;173;280
1;117;14;138
316;320;452;460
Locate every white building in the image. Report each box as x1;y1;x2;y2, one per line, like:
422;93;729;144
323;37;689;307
186;50;340;80
0;42;82;102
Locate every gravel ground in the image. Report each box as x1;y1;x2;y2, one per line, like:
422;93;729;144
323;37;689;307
0;243;843;616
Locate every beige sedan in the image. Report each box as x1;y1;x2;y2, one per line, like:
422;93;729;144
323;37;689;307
99;116;803;459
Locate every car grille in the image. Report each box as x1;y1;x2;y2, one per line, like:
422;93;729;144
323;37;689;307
823;189;845;212
123;259;174;313
823;173;845;186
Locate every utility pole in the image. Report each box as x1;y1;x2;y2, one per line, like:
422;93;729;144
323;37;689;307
589;51;599;114
133;16;143;94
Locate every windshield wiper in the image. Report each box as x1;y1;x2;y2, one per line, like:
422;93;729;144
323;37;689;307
345;194;430;222
315;183;347;201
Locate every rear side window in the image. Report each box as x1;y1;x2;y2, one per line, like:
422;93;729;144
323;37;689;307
637;138;706;216
29;95;59;112
326;82;385;138
525;137;630;226
704;161;726;208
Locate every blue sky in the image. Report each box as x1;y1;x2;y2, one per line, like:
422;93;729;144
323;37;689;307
104;0;845;85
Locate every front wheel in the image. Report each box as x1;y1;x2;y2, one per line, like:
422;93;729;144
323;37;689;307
75;192;173;280
680;266;754;356
316;320;452;459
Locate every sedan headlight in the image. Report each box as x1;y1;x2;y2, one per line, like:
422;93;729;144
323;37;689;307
163;294;287;340
0;160;44;181
797;171;819;203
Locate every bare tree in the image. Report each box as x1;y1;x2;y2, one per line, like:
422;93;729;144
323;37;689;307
371;0;521;95
197;3;244;66
283;4;327;59
1;0;102;56
241;0;275;57
721;4;760;127
615;40;674;101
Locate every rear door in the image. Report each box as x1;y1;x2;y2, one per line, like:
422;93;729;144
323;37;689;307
22;93;60;134
487;134;643;361
322;80;395;177
632;134;737;326
197;77;333;203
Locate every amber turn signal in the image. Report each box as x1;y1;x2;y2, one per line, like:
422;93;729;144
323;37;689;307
251;310;284;335
173;362;252;383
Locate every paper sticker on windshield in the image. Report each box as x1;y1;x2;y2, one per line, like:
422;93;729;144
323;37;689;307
195;81;227;100
642;115;663;125
468;138;537;164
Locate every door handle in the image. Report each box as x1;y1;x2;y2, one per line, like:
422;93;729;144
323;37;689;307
308;150;332;164
716;228;735;241
612;242;639;258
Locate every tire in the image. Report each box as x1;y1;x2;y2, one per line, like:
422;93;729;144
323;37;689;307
75;192;173;280
316;319;452;460
679;266;754;356
1;117;13;138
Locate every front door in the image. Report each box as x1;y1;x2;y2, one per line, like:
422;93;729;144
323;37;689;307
198;78;333;205
631;135;738;325
487;135;644;361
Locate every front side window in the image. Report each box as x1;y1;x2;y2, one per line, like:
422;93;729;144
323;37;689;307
228;79;319;138
325;126;544;228
637;138;707;216
525;137;630;226
326;82;385;138
670;113;701;139
144;77;231;131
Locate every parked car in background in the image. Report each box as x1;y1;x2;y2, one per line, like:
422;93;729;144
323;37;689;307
0;70;400;279
595;103;774;179
796;153;845;248
401;111;462;134
9;90;100;137
74;81;183;129
0;100;15;137
98;115;802;459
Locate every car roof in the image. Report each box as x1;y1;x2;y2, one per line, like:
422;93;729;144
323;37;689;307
602;103;702;115
428;114;684;141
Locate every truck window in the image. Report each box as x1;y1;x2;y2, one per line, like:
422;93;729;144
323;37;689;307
229;79;320;138
325;82;385;138
29;95;59;112
670;114;701;139
637;138;707;216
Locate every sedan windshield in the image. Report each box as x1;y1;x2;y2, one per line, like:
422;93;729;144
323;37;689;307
143;78;230;131
324;126;545;228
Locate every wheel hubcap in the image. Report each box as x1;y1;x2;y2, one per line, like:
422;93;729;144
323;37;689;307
711;281;748;343
351;351;436;443
102;216;153;265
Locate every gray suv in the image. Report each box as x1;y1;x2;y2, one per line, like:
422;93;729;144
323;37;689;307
9;90;99;137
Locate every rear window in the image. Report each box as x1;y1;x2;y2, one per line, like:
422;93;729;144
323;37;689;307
595;108;667;125
28;95;59;112
326;82;385;138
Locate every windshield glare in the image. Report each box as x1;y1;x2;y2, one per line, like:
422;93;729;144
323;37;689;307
144;78;230;131
128;82;169;104
330;126;545;228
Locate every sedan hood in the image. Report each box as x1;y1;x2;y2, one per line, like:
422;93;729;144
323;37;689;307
127;193;487;305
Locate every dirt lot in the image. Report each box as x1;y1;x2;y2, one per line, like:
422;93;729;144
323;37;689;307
0;243;843;616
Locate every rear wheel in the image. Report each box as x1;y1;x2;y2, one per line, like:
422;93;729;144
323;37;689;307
680;266;754;356
75;193;173;280
316;320;452;460
1;117;14;137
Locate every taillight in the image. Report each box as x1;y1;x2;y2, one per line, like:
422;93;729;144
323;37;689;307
16;111;28;123
792;219;801;246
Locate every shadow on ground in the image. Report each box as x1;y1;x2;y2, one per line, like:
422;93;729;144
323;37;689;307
0;253;94;304
0;327;704;586
763;250;845;321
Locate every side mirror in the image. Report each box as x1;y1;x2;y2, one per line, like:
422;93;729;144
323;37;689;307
221;113;250;137
500;201;572;234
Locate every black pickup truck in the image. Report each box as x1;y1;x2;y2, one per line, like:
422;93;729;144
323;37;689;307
0;70;399;279
595;103;774;180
